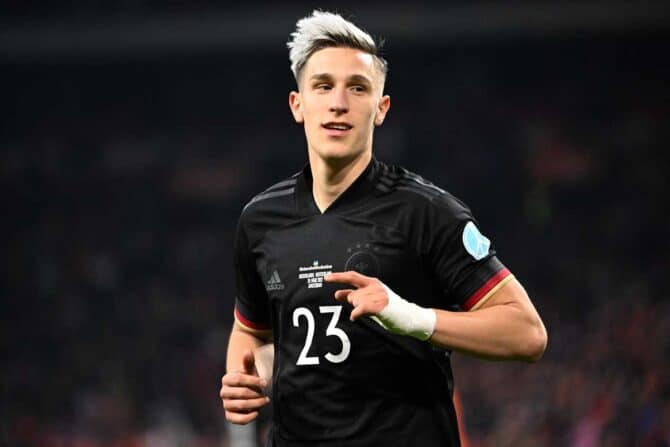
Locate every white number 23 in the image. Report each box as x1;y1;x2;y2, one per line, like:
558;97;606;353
292;306;351;366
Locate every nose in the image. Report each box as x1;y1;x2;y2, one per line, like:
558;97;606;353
329;86;349;115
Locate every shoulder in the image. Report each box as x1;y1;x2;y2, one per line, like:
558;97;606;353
241;171;300;217
236;171;301;240
377;163;470;219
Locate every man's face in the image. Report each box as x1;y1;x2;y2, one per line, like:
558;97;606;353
289;47;390;164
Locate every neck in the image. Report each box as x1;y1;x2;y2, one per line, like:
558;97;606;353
308;150;372;213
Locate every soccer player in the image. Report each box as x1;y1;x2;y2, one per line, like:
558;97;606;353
220;10;547;447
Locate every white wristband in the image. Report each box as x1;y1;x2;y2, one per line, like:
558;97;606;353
370;285;436;341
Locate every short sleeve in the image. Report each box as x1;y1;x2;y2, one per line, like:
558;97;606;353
423;194;513;311
233;218;271;331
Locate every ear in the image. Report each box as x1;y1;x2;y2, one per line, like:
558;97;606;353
288;91;304;123
374;95;391;126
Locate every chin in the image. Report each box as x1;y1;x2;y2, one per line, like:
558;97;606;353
315;143;366;163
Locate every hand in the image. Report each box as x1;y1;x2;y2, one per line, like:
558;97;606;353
220;350;270;424
324;271;390;321
325;270;436;341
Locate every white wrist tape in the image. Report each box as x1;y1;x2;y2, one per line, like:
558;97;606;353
370;285;436;341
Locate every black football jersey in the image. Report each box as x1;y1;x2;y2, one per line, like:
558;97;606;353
233;158;512;447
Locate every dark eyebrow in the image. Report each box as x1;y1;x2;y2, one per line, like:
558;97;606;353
309;73;373;86
347;74;372;86
310;73;335;82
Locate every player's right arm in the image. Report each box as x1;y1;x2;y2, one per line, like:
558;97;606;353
225;212;275;423
220;322;272;424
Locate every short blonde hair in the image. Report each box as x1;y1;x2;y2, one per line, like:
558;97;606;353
287;10;388;82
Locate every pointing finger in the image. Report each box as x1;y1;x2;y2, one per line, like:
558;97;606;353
324;271;372;288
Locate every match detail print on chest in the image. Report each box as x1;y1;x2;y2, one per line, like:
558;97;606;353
257;217;405;301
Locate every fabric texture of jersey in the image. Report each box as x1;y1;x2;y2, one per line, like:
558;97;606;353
233;158;512;447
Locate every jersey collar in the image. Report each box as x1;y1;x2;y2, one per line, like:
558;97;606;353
295;157;382;215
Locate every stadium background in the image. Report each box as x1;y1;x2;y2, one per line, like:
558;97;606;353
2;1;669;446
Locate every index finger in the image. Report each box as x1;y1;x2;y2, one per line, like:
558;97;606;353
324;271;372;289
223;371;268;390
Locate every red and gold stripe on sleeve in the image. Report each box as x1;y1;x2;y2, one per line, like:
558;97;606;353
234;306;271;334
462;268;514;311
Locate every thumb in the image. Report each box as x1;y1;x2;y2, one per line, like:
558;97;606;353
242;350;257;376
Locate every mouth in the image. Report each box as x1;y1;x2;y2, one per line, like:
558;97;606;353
321;122;353;134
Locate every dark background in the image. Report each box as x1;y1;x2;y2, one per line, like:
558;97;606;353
2;2;669;446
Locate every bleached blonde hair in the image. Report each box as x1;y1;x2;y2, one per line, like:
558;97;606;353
287;10;388;82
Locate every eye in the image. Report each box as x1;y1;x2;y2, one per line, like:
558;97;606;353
350;85;368;93
315;83;332;91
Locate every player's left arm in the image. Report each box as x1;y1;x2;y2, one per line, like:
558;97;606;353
325;271;547;362
429;276;547;362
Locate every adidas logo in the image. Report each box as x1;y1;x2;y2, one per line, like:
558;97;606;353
265;270;285;291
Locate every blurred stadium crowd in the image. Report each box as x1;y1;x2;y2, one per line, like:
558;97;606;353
3;4;669;447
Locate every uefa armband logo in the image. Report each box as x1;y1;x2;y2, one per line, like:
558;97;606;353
462;221;490;261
